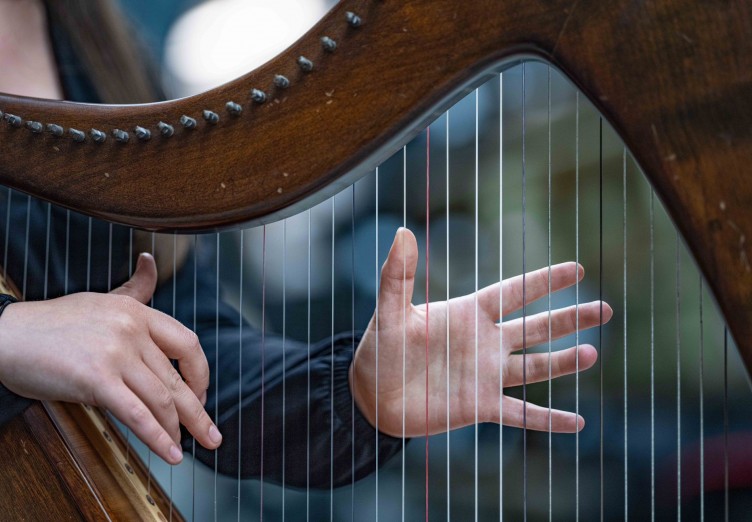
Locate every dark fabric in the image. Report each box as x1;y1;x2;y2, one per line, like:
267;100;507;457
0;13;403;488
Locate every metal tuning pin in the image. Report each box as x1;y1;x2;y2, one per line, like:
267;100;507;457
134;126;152;140
297;56;314;72
69;128;86;143
226;101;243;116
112;129;130;143
345;12;362;28
321;36;337;52
203;110;220;124
158;121;174;137
5;114;22;128
90;129;107;143
47;124;64;137
25;121;43;134
180;115;197;129
250;89;267;104
274;75;290;89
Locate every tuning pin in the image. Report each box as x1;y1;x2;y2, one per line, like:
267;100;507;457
180;115;197;129
250;89;267;104
158;121;174;137
112;129;130;143
134;126;151;140
90;129;107;143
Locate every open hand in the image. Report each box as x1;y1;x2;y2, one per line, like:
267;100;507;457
350;228;612;438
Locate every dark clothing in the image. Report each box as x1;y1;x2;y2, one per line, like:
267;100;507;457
0;16;401;488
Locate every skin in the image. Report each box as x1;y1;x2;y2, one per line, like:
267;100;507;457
0;1;612;466
350;228;612;437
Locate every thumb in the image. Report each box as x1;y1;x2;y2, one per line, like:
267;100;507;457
378;227;418;315
110;252;158;304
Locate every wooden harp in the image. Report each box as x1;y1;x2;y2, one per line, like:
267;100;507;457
0;0;750;519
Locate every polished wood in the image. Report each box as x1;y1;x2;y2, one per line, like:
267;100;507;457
0;1;749;373
0;404;85;521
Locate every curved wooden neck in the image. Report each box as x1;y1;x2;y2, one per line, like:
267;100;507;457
0;0;751;366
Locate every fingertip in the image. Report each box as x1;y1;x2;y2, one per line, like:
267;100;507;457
575;262;585;280
577;344;599;368
601;301;614;321
577;415;586;432
168;444;183;464
209;424;223;446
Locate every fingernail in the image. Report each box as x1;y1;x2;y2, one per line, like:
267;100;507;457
209;424;222;445
169;444;183;463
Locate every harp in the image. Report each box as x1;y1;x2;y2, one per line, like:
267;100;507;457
0;0;750;519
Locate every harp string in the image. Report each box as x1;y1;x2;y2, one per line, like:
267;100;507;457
350;183;356;522
699;277;705;521
598;116;604;520
547;65;553;522
424;125;430;522
330;197;335;521
676;231;681;517
401;144;407;522
446;107;452;522
474;86;480;522
237;228;244;522
575;89;581;522
498;71;503;522
650;188;655;522
214;232;220;522
723;327;728;522
374;167;380;522
306;208;311;522
191;233;198;522
260;225;266;522
623;146;628;520
171;233;177;522
520;65;528;521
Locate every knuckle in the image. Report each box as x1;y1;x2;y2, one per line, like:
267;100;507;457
155;387;174;412
168;369;185;394
128;403;151;428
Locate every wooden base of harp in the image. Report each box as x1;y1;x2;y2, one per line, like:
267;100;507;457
0;400;179;521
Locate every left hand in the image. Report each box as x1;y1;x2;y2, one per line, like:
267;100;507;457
350;227;612;438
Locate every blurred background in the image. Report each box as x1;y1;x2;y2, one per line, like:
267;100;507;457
117;1;752;520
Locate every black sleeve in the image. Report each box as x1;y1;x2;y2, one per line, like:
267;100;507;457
163;246;404;489
0;383;33;429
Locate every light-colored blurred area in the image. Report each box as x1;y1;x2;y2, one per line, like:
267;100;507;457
117;1;752;520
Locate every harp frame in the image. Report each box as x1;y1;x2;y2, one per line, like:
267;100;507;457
0;0;750;519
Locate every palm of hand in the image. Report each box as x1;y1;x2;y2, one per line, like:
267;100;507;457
351;228;612;438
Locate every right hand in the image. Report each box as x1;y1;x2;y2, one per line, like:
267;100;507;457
0;253;222;464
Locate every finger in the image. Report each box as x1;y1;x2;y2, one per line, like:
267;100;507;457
109;253;158;304
123;362;181;445
143;308;209;400
499;395;584;433
142;348;222;450
378;227;418;318
96;383;184;464
503;300;613;350
504;344;598;387
478;262;583;318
